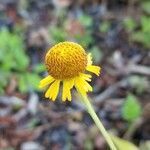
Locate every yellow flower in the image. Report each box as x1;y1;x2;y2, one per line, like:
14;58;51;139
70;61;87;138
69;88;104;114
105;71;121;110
39;41;101;101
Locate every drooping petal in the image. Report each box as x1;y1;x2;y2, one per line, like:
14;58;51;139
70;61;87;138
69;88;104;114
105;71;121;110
74;77;86;96
87;53;93;65
39;75;55;88
81;76;93;92
86;65;101;76
80;73;92;82
83;80;93;92
62;78;74;101
74;75;93;96
45;80;60;101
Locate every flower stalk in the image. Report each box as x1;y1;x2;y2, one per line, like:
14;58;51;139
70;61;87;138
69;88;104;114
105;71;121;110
81;95;117;150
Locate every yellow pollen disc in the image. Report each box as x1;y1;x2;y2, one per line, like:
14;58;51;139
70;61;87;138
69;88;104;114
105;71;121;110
45;42;87;79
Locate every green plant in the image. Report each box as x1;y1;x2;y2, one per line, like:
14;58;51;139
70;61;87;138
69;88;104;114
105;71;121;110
123;15;150;48
123;17;137;32
49;14;94;48
122;94;142;122
99;21;111;33
90;46;102;63
78;14;93;27
49;25;67;43
131;16;150;48
0;28;29;71
0;28;42;94
76;14;93;47
75;31;93;48
141;0;150;14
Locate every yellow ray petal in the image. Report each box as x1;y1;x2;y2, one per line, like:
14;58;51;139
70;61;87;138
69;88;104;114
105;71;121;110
39;75;55;88
80;73;92;82
62;78;74;101
80;76;93;92
87;53;93;65
83;80;93;92
75;76;92;96
75;78;86;96
86;65;101;76
62;86;71;101
45;80;60;101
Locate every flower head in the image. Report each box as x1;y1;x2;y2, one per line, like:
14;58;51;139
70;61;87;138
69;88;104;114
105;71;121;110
39;41;101;101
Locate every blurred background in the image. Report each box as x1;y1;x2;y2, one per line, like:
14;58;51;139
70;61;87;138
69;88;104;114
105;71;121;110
0;0;150;149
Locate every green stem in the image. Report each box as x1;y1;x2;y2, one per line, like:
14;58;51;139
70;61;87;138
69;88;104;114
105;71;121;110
81;95;117;150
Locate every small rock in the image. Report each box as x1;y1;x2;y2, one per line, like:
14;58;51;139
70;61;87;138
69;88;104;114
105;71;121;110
27;93;39;115
21;141;44;150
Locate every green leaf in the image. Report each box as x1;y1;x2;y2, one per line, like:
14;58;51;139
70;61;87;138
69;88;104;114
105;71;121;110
14;48;29;71
111;135;139;150
0;70;10;94
90;46;102;63
141;16;150;33
18;73;41;93
78;14;93;27
99;21;110;33
18;74;28;93
0;27;29;71
123;17;136;32
49;26;67;43
132;31;150;48
9;34;29;71
122;94;142;122
1;53;15;70
142;1;150;14
0;86;4;94
33;63;45;73
26;73;41;91
75;32;93;48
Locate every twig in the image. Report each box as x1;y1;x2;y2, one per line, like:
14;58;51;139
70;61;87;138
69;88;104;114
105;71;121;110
127;64;150;76
94;78;128;103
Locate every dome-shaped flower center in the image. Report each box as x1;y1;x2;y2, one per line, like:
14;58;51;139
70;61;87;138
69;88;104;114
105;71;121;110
45;42;87;79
